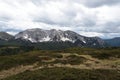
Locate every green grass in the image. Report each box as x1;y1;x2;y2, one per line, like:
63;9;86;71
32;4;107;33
63;48;120;59
2;68;120;80
0;50;64;71
0;47;120;80
52;55;87;65
0;52;40;71
0;47;120;71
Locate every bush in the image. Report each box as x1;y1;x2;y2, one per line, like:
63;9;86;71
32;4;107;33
3;68;119;80
52;55;87;65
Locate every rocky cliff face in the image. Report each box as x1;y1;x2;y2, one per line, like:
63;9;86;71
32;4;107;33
15;28;106;47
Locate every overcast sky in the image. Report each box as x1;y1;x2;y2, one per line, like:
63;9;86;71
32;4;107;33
0;0;120;39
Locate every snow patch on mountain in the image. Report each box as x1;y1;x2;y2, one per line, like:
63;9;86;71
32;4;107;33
14;28;106;47
61;37;74;42
39;36;51;42
23;34;29;39
28;37;37;43
83;40;86;43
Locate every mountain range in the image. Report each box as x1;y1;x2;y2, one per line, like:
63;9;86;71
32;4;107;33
0;28;119;49
0;32;13;40
105;37;120;47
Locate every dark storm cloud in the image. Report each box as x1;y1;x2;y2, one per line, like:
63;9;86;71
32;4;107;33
0;13;13;22
77;0;120;7
0;16;11;22
81;17;96;27
32;3;77;27
31;0;120;7
0;22;21;32
100;21;120;33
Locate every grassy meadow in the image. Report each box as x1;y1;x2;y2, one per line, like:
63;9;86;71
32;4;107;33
0;47;120;80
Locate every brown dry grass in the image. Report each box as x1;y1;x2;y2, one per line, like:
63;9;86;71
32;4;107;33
0;53;120;80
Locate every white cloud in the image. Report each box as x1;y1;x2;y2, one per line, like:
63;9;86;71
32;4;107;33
0;0;120;38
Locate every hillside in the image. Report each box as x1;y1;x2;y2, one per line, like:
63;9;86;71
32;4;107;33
105;37;120;47
2;29;120;48
0;32;13;40
0;47;120;80
0;28;106;48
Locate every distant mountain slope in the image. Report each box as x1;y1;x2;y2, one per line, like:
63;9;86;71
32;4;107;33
15;28;106;47
0;32;13;40
0;29;107;49
15;28;86;43
104;37;120;47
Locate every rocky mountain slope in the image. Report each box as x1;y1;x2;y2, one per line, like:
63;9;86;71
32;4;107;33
15;28;106;47
0;32;13;40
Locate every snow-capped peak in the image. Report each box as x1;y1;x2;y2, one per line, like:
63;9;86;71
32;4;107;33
15;28;80;43
14;28;106;47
